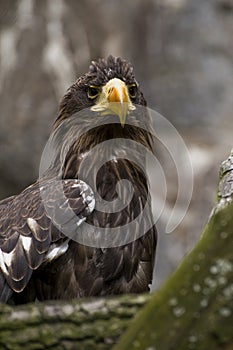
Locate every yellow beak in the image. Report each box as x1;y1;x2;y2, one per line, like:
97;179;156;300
91;78;135;127
105;78;129;127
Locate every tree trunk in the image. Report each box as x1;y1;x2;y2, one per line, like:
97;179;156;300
0;151;233;350
114;150;233;350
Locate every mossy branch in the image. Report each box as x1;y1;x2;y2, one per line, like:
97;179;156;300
113;150;233;350
0;295;150;350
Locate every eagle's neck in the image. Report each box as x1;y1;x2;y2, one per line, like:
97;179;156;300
61;123;152;184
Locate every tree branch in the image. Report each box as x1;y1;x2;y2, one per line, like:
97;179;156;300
114;150;233;350
0;295;150;350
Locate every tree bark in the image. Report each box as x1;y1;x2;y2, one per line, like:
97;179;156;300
0;294;150;350
0;151;233;350
114;150;233;350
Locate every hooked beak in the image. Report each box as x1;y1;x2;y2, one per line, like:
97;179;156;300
105;78;129;127
91;78;135;127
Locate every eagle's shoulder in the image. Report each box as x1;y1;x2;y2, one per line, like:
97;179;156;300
0;179;95;302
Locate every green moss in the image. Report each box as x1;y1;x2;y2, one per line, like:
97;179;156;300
113;201;233;350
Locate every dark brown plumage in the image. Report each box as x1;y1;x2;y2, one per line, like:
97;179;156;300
0;56;157;304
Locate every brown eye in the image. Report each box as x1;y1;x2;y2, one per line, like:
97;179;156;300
87;86;101;99
128;84;137;99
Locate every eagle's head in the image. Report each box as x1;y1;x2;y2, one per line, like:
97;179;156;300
52;56;154;180
55;55;147;128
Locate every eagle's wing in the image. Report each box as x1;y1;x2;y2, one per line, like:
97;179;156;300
0;179;95;302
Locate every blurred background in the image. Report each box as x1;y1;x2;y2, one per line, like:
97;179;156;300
0;0;232;288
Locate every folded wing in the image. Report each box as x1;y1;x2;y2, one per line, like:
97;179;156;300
0;179;95;302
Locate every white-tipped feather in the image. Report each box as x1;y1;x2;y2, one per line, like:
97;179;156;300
20;235;32;253
0;249;9;275
26;218;39;234
87;196;95;212
1;248;16;269
45;240;69;262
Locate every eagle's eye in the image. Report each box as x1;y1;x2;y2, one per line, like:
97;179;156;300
128;84;137;99
87;86;101;99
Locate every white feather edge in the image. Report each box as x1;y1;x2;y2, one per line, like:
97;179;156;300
0;249;9;275
45;239;69;262
20;235;32;253
0;235;33;275
26;217;38;234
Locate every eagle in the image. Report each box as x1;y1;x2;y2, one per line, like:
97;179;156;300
0;55;157;304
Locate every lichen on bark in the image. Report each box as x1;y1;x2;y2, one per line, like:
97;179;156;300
113;151;233;350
